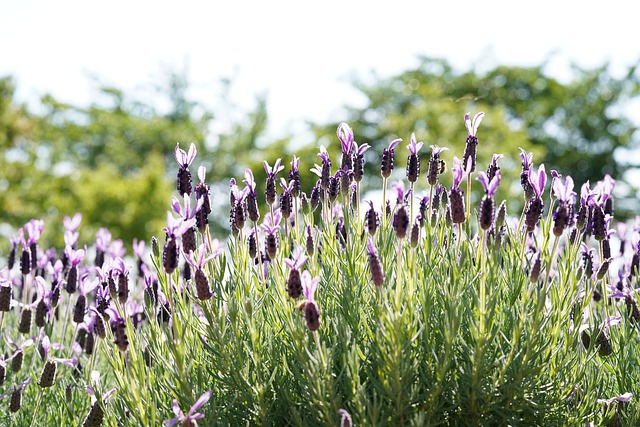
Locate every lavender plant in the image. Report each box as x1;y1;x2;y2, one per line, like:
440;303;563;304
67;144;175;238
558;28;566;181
2;115;640;427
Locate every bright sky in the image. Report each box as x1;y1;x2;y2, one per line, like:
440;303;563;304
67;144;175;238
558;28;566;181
2;0;639;140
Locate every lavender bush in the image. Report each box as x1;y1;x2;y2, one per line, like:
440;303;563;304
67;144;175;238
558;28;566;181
1;115;639;426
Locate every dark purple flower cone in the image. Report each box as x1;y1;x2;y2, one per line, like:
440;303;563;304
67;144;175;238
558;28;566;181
177;167;192;196
38;360;57;388
305;301;320;331
287;269;302;299
195;269;212;301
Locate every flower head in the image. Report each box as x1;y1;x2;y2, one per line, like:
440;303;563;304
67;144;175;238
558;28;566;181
519;148;533;171
451;157;471;190
464;112;485;137
174;143;197;168
261;210;282;235
165;391;211;427
553;175;575;203
163;211;197;239
63;213;82;233
407;133;423;156
337;122;355;155
284;245;308;271
263;158;285;179
24;219;44;245
184;243;218;270
528;164;547;198
476;170;501;196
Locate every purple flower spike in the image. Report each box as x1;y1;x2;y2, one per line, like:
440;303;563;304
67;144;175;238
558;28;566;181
407;133;423;155
430;145;449;156
476;170;501;196
165;390;211;427
264;158;284;179
337;122;355;155
464;112;485;137
528;164;547;198
174;142;197;168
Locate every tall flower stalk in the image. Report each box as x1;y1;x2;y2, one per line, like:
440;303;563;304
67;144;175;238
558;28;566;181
406;133;423;226
427;145;448;222
380;138;402;228
463;112;485;221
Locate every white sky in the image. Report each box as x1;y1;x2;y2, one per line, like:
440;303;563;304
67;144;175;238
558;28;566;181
2;0;639;140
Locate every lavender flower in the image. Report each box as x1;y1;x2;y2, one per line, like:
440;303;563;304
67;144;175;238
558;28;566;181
337;122;355;171
5;334;34;373
476;170;501;230
243;168;260;223
288;155;301;198
65;246;86;294
194;166;212;233
381;138;402;179
83;385;116;427
552;175;576;236
312;146;332;190
175;142;197;196
38;335;78;388
0;277;12;312
353;141;370;183
0;377;31;413
284;245;308;299
279;178;294;221
165;391;211;427
364;200;379;236
338;409;353;427
302;270;320;331
105;307;129;352
24;219;44;271
94;228;112;268
486;153;503;182
162;212;197;275
427;145;448;186
406;133;423;183
261;210;282;260
264;158;285;206
449;157;470;224
462;111;485;173
519;148;535;200
524;164;547;232
367;238;384;287
184;243;217;301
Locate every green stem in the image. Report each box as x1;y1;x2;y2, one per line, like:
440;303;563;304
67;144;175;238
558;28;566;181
30;389;43;427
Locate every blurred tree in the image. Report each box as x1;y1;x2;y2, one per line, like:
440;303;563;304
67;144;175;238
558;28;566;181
0;72;271;252
310;56;640;218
